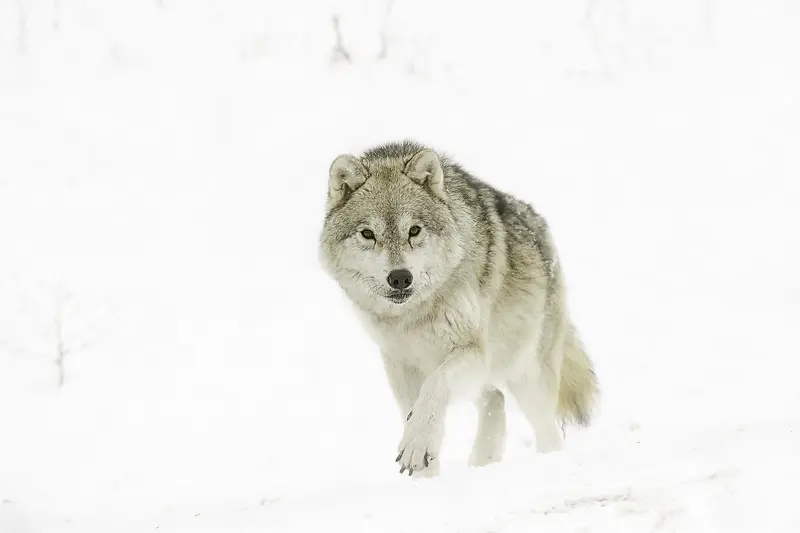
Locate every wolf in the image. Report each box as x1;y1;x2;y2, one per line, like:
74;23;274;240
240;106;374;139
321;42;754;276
318;140;598;477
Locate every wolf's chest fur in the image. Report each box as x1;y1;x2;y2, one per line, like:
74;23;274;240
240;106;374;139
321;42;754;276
356;285;483;373
358;279;550;383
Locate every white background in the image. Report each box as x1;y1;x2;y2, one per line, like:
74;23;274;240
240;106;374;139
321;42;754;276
1;1;799;531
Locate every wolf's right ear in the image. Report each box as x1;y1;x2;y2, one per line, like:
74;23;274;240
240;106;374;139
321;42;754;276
328;154;369;209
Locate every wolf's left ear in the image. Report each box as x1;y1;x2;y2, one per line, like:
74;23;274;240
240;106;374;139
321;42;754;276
404;149;447;201
328;154;369;209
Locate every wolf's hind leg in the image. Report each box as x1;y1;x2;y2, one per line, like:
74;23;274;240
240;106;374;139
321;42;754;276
469;386;507;467
508;363;563;453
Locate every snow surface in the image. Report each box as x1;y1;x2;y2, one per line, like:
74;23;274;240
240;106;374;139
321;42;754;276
1;1;799;531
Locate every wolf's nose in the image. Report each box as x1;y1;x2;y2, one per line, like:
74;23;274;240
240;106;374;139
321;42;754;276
387;269;413;290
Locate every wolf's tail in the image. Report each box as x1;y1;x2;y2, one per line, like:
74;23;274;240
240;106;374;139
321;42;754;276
556;325;599;427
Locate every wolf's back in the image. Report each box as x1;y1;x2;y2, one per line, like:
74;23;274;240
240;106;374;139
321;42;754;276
557;325;599;427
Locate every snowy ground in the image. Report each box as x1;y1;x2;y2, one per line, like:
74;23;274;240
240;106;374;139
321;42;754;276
1;1;800;532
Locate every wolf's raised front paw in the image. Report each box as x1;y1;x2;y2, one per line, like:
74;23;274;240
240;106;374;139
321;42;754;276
395;412;443;476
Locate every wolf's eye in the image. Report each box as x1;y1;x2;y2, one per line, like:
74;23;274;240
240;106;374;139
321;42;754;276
409;225;421;237
360;229;375;240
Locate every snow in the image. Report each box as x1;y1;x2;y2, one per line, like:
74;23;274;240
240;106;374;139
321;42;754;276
1;1;799;531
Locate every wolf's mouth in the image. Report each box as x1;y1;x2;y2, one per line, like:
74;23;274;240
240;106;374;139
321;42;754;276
387;291;412;304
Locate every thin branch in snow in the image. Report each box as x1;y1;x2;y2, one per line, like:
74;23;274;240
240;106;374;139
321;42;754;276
377;0;396;60
0;278;120;388
16;0;28;55
54;293;67;387
53;0;61;31
331;14;351;63
47;286;119;388
702;0;716;43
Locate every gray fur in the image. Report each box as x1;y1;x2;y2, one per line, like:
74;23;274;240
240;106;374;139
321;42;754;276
319;139;599;477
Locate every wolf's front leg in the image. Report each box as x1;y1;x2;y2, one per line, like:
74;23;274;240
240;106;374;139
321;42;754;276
381;354;440;477
396;344;487;476
381;354;426;420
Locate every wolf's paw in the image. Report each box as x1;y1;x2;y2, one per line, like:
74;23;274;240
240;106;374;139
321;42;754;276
395;411;443;476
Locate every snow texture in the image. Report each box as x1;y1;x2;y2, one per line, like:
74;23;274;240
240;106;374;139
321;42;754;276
1;1;799;531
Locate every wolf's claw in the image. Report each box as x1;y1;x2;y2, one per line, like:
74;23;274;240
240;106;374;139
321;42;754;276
396;449;436;475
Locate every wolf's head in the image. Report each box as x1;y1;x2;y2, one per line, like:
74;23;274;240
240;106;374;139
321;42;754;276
319;141;466;317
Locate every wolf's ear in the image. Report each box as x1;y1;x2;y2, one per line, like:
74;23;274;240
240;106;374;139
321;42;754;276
328;154;369;208
404;149;446;200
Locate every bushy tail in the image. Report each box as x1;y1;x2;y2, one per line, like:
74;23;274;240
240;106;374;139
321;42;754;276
556;326;599;427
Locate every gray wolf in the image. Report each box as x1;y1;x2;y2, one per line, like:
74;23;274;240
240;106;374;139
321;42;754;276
318;140;598;477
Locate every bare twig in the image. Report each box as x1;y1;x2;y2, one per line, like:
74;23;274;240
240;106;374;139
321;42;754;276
0;278;119;388
702;0;715;43
54;297;66;387
331;14;351;63
377;0;396;60
69;302;121;355
16;0;28;55
53;0;61;31
582;0;611;75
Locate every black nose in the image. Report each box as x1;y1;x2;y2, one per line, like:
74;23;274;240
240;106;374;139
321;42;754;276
387;269;413;290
